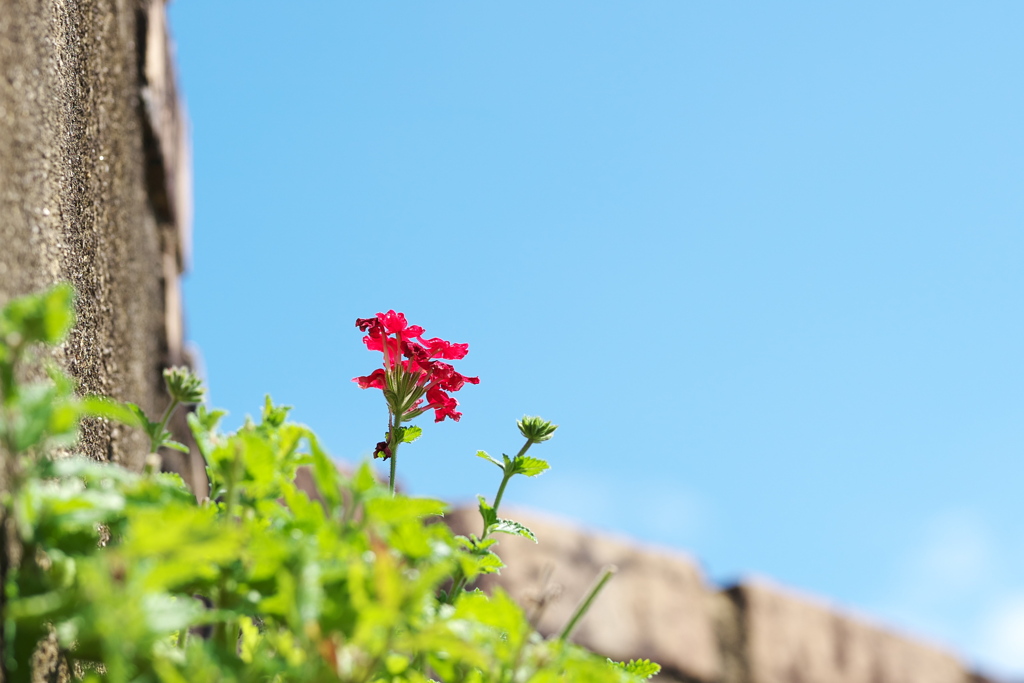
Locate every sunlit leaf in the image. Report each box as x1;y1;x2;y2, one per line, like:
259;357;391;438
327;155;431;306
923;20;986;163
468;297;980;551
613;658;662;679
490;518;537;543
512;456;549;478
400;425;423;443
475;450;503;470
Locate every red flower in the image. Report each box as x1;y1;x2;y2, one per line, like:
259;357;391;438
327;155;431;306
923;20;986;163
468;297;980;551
418;336;469;360
353;311;478;424
353;368;386;390
426;385;462;422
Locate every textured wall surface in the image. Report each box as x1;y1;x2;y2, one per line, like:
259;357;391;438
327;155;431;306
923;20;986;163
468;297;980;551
446;507;721;682
447;507;991;683
0;0;192;478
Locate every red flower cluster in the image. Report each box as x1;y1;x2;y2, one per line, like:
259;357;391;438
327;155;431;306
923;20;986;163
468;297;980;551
353;311;479;423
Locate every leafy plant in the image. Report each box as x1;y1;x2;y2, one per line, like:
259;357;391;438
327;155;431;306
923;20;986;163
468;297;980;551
0;288;661;682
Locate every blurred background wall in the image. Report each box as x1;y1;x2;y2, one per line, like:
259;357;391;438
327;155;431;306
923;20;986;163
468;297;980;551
0;0;197;483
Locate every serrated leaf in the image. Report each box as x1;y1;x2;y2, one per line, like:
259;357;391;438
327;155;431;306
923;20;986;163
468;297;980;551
512;455;550;478
454;534;497;552
491;518;537;543
613;659;662;679
400;425;422;443
191;405;226;432
477;495;497;529
475;450;504;470
260;394;291;427
460;550;504;578
163;440;189;454
125;403;155;431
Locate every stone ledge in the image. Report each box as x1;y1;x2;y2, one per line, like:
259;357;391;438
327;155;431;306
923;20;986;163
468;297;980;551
445;507;990;683
446;506;722;682
730;580;968;683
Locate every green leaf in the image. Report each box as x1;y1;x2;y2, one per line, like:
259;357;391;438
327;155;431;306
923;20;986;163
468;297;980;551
613;659;662;679
400;425;422;443
490;518;537;543
454;534;497;553
367;496;447;523
187;405;226;464
260;394;291;427
512;455;550;478
43;455;140;485
163;440;189;454
191;404;226;432
477;495;497;530
454;589;529;652
352;461;378;494
458;549;505;579
239;617;262;664
307;430;342;515
0;283;75;347
80;396;142;426
475;450;504;470
9;384;78;451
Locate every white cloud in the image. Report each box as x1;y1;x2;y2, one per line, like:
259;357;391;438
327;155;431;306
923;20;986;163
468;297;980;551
512;469;708;549
905;510;995;602
977;595;1024;676
860;511;990;660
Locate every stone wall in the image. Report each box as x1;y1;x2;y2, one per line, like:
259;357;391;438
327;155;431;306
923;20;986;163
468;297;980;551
0;0;198;485
447;507;998;683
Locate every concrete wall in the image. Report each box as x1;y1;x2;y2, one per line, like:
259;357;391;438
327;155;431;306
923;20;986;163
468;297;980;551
447;507;997;683
0;0;197;483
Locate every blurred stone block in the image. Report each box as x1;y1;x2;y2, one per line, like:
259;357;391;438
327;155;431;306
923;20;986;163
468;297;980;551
728;580;968;683
446;507;721;682
141;0;192;253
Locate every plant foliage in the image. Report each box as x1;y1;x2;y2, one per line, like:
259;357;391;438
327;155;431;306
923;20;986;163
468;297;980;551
0;285;661;682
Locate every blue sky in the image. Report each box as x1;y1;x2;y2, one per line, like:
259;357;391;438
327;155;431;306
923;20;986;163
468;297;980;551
169;3;1024;677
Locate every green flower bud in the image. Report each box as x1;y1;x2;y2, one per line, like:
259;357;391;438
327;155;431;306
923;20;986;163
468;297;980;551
517;415;558;444
163;366;205;404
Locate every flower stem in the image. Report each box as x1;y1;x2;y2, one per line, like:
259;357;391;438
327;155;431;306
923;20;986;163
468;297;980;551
490;473;512;522
151;397;180;453
388;415;402;496
557;565;617;642
491;438;532;517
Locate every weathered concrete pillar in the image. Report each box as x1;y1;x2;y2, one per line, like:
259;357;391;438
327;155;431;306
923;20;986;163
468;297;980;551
0;0;194;482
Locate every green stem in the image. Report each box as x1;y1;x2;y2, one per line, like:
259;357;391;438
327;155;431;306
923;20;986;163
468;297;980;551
557;565;617;642
224;442;243;519
491;438;532;519
214;443;244;650
388;414;402;496
489;474;512;533
151;397;180;453
447;573;467;603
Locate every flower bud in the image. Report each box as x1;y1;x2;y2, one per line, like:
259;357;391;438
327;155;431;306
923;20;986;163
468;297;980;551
517;416;558;444
163;366;205;404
